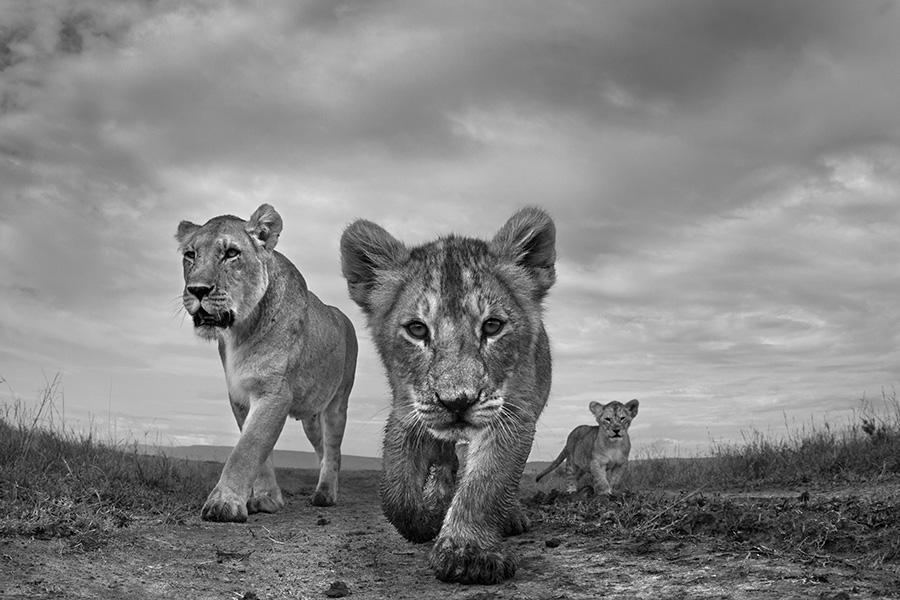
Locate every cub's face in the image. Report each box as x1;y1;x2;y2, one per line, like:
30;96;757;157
377;241;540;440
341;209;556;441
590;399;639;440
175;205;282;340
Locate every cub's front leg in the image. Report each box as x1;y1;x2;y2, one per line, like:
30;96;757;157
429;424;534;584
590;459;613;496
381;409;458;542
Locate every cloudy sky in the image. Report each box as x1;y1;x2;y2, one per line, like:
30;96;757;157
2;0;898;461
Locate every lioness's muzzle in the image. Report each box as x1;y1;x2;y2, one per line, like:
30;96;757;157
192;307;234;328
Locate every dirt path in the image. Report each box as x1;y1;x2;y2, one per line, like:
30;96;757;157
1;470;895;599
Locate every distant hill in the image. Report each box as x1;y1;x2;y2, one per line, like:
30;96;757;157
137;444;624;474
138;444;383;471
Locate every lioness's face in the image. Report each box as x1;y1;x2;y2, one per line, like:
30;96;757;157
341;209;556;442
590;400;639;440
176;206;282;340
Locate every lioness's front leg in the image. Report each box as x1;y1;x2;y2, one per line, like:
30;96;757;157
381;409;457;543
247;453;285;514
202;397;289;522
429;421;534;584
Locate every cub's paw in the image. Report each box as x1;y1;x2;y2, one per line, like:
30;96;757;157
429;537;517;584
502;506;531;537
592;486;612;498
247;493;284;514
201;488;248;523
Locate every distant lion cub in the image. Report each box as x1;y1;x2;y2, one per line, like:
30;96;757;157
536;399;639;495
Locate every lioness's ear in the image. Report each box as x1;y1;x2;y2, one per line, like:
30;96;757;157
340;219;408;314
589;401;604;417
246;204;283;252
176;221;199;247
625;399;639;418
490;206;556;299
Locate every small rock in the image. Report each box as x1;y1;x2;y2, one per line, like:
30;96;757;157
817;593;849;600
324;581;350;598
316;517;331;526
239;592;260;600
545;538;562;548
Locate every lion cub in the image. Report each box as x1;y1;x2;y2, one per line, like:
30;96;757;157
340;207;556;585
176;204;358;522
536;399;639;495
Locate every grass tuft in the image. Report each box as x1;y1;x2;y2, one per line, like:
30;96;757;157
528;488;900;568
0;375;215;546
621;389;900;490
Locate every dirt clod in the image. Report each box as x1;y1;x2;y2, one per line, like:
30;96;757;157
215;548;252;563
324;580;350;597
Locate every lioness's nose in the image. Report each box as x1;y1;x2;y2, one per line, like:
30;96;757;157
436;393;479;415
187;284;213;300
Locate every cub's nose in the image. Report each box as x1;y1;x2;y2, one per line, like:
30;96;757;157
436;393;479;415
187;284;213;300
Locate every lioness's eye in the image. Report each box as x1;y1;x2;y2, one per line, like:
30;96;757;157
404;321;429;341
481;318;505;337
224;248;241;259
183;250;195;260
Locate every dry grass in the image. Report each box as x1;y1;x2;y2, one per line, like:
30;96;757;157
526;487;900;574
623;389;900;490
0;374;215;547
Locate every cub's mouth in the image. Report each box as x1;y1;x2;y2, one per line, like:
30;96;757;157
192;307;234;329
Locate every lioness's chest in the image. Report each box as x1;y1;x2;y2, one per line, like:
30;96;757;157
219;337;259;406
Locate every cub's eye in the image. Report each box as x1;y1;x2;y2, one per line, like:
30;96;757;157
481;318;505;337
224;248;241;259
183;250;195;261
404;321;429;341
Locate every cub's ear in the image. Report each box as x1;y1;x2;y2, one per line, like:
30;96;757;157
625;399;639;418
589;401;604;418
246;204;283;252
490;206;556;299
175;221;199;247
340;219;408;314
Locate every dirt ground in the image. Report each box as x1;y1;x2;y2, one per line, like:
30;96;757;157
2;469;898;600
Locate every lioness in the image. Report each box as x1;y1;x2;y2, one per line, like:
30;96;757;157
536;399;639;495
176;204;357;522
340;207;556;585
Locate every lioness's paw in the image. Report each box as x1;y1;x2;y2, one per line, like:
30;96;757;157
247;494;284;514
310;490;336;507
502;506;531;537
429;538;517;585
201;488;248;523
